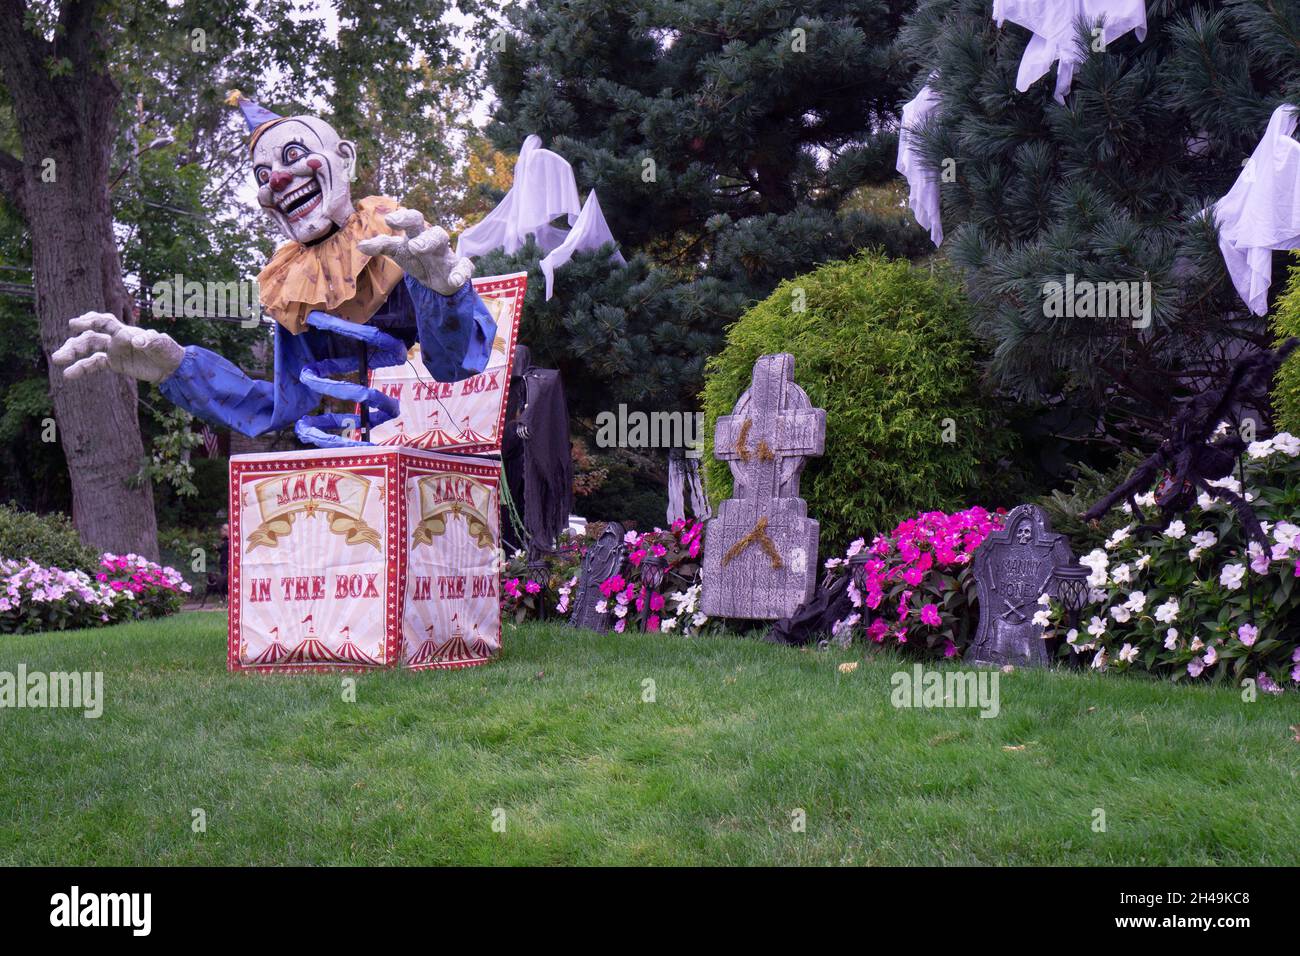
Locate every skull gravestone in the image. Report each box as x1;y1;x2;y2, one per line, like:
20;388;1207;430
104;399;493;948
967;503;1074;667
568;521;629;632
701;353;826;620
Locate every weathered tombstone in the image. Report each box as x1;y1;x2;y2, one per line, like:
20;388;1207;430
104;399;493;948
701;353;826;619
967;503;1074;668
568;521;629;632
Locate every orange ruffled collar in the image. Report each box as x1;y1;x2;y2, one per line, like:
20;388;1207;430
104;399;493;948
257;195;405;334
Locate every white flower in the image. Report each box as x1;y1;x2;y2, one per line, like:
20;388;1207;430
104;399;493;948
1110;605;1132;624
1196;491;1216;511
1032;608;1051;627
1219;563;1246;590
1105;525;1132;550
1037;593;1051;606
1275;522;1300;549
1080;549;1109;570
1066;628;1080;645
1154;598;1179;624
614;604;628;619
1135;553;1151;570
691;611;708;628
1212;420;1232;438
1246;439;1275;459
1088;587;1108;603
1163;627;1179;650
1134;491;1157;508
1273;432;1300;456
594;599;608;614
1087;616;1107;638
1124;590;1146;613
1164;520;1186;540
1119;643;1138;663
1091;649;1108;671
660;617;678;632
1190;637;1204;652
1207;475;1240;493
1111;563;1132;585
1191;530;1217;549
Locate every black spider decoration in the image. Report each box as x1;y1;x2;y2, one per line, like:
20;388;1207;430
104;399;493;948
1082;338;1300;545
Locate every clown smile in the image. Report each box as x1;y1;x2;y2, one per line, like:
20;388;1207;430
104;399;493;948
277;179;323;220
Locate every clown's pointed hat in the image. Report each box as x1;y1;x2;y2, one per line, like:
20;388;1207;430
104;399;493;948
226;90;285;152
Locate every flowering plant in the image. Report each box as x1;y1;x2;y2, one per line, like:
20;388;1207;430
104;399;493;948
1040;431;1300;690
499;539;583;624
826;507;1004;656
1;552;190;634
596;519;708;634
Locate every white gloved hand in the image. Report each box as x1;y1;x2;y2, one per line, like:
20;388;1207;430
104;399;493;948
51;311;185;384
356;207;474;296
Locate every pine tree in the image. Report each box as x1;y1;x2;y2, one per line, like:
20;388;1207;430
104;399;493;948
898;0;1300;448
480;0;928;421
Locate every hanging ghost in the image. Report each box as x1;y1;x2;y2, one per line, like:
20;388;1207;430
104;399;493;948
52;92;497;445
993;0;1147;104
896;79;944;247
457;135;624;300
1210;104;1300;316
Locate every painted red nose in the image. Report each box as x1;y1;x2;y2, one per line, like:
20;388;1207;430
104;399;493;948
269;170;294;192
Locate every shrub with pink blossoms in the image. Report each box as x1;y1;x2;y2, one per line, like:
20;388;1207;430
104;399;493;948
1;552;189;634
826;507;1005;657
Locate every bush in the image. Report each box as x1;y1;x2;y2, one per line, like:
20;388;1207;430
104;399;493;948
1271;255;1300;434
701;252;1012;556
1037;432;1300;689
0;503;97;572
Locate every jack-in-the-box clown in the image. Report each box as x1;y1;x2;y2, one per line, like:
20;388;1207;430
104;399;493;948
52;93;495;442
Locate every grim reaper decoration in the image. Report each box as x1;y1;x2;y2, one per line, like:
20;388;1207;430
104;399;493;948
51;93;496;445
1082;338;1300;544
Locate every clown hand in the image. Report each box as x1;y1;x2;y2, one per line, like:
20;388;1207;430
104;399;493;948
52;312;184;384
356;207;473;296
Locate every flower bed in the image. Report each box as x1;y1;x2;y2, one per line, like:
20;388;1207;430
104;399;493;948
501;519;710;634
1;553;191;634
1042;432;1300;690
826;506;1005;655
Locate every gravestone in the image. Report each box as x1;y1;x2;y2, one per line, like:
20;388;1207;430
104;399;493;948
967;503;1074;668
701;353;825;619
568;521;629;632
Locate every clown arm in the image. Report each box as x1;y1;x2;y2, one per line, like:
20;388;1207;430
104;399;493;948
404;274;496;381
158;324;339;437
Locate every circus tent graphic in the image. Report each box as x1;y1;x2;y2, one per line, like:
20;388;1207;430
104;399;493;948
407;615;479;666
249;625;288;665
379;410;458;450
333;625;380;666
456;415;493;445
282;614;332;664
468;627;496;660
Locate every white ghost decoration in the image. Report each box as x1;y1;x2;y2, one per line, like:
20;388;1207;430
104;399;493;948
993;0;1147;104
456;135;624;299
896;81;943;247
1210;104;1300;316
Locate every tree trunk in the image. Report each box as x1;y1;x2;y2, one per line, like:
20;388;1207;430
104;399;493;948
0;2;159;559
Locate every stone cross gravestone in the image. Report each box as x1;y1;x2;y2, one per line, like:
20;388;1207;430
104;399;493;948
701;353;826;620
569;521;629;632
967;503;1074;668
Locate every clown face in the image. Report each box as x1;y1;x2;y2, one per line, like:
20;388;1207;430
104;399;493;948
251;116;356;244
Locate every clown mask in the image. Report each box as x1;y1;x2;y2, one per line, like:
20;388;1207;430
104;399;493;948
252;115;357;244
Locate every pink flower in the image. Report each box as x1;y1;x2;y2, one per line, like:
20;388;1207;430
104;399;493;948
920;603;941;628
503;579;521;598
647;615;660;631
902;566;924;587
866;619;888;642
1237;623;1258;646
524;580;541;595
943;640;958;658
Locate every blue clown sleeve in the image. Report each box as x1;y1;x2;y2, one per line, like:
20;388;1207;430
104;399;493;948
404;275;496;381
157;324;333;438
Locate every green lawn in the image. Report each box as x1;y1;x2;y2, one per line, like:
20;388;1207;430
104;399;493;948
0;611;1297;865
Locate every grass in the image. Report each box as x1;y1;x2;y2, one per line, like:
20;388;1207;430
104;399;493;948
0;611;1297;865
